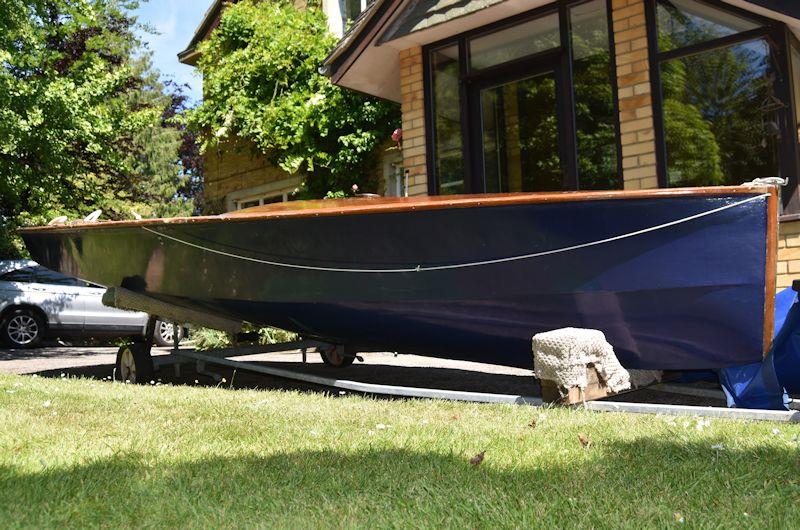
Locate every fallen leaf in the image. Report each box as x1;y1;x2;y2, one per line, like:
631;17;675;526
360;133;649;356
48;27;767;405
528;418;537;429
674;512;685;523
469;450;486;466
578;433;592;447
451;414;460;420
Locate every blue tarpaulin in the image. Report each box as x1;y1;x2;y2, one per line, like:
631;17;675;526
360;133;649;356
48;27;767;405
717;288;800;409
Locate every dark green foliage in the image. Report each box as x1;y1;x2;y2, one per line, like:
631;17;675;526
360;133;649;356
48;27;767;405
0;0;201;258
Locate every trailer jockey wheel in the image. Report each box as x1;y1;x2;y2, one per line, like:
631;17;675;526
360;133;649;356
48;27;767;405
115;343;155;384
319;346;355;368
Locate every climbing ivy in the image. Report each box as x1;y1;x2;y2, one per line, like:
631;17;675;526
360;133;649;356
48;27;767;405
187;0;400;199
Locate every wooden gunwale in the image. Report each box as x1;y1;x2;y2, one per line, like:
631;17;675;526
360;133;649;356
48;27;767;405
18;185;773;233
764;186;779;355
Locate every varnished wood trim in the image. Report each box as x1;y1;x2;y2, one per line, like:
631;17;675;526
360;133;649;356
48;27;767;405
17;185;774;233
764;187;779;355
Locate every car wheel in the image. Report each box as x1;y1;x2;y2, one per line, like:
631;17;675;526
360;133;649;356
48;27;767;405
115;343;154;384
153;320;183;347
2;309;44;349
319;346;355;368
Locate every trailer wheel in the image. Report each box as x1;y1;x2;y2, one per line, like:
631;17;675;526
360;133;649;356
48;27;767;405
115;343;154;384
319;346;355;368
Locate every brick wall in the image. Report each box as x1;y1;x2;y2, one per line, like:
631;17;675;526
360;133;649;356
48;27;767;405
399;46;428;197
778;220;800;290
611;0;658;190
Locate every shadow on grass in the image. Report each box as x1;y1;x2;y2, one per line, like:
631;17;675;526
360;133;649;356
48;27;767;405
2;438;799;527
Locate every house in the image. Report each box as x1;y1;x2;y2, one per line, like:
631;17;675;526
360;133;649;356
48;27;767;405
178;0;402;213
322;0;800;289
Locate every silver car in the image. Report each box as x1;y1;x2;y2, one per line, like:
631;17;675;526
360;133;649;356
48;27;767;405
0;260;182;348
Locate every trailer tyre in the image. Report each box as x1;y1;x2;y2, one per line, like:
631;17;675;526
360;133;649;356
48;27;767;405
319;346;355;368
115;343;154;384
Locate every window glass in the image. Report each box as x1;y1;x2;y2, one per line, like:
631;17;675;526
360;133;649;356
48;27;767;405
32;266;79;286
570;0;620;189
657;0;760;52
469;13;560;70
239;200;260;209
431;45;465;194
0;267;33;283
481;73;562;192
661;39;779;186
343;0;363;26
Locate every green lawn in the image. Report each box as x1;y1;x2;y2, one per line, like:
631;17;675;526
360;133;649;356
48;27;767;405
1;375;799;529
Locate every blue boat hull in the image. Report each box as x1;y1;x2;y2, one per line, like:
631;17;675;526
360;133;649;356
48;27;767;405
20;188;776;370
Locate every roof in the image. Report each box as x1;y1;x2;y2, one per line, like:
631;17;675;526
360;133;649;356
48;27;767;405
379;0;506;43
177;0;229;66
322;0;800;101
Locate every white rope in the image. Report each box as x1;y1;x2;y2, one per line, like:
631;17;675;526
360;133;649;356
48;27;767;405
141;193;769;274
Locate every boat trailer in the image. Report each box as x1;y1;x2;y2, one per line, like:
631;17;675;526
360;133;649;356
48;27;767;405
104;287;800;423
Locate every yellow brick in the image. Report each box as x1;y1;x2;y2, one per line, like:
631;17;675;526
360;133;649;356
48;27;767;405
789;261;800;274
638;153;656;166
618;93;651;111
618;71;649;87
786;234;800;248
623;178;642;190
625;165;657;180
633;82;651;95
616;63;633;76
614;18;630;32
612;3;644;22
638;176;659;189
778;247;800;261
621;141;654;157
636;128;654;142
635;106;653;119
620;117;653;134
778;261;788;274
626;13;647;28
630;37;648;51
778;274;793;288
616;49;649;66
622;156;639;169
614;25;647;44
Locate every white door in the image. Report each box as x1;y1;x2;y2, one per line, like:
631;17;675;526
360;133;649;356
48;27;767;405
28;268;85;331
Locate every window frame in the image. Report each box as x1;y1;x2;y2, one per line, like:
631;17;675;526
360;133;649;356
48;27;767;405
644;0;800;211
423;0;622;195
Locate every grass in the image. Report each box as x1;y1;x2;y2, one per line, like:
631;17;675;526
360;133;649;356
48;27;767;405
1;375;800;529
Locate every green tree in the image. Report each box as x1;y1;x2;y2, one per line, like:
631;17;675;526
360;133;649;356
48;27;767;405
0;0;200;257
187;0;400;199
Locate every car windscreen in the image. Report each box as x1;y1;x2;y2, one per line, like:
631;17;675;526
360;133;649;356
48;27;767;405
0;267;34;283
31;266;81;286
